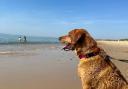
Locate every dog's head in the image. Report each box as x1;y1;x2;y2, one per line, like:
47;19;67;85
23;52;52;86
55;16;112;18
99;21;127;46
59;29;97;52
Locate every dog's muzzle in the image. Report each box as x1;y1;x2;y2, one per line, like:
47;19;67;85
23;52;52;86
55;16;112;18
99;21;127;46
62;43;75;51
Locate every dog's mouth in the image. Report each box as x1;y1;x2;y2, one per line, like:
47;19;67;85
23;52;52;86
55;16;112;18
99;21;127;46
59;37;74;51
62;43;74;51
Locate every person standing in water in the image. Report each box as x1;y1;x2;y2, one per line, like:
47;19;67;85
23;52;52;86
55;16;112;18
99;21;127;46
18;36;22;42
23;36;27;43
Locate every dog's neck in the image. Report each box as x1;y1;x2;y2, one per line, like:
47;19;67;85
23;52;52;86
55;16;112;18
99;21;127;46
75;47;100;59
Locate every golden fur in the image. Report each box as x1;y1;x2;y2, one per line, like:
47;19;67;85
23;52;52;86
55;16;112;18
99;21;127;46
59;29;128;89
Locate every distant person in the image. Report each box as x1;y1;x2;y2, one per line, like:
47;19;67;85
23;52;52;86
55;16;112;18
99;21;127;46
23;36;27;43
18;37;22;42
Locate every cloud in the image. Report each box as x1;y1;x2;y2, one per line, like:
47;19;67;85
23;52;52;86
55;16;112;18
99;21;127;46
53;20;95;26
59;21;77;25
86;20;128;24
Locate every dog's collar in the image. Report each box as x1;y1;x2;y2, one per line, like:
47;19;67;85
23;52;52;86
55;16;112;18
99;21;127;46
78;48;100;59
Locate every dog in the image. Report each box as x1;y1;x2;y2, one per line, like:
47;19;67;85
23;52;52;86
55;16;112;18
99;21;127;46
59;29;128;89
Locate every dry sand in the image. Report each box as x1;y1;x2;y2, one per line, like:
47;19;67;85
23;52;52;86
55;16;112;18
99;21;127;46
0;41;127;89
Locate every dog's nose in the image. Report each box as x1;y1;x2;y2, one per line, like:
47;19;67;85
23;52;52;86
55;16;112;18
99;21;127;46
59;37;62;41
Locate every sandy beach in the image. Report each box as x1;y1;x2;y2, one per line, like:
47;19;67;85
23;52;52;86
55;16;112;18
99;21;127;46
0;41;128;89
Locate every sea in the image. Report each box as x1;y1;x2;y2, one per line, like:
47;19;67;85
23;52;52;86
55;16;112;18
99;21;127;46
0;33;60;54
0;33;59;44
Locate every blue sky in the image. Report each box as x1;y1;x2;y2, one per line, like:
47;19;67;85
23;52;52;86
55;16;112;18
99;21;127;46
0;0;128;39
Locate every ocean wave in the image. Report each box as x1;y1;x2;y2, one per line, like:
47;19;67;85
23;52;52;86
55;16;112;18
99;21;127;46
0;51;37;56
0;51;17;55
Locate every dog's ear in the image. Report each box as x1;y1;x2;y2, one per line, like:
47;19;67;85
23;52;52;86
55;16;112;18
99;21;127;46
70;30;84;44
85;34;97;49
69;29;97;49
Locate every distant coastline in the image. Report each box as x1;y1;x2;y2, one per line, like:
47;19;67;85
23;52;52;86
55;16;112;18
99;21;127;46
0;33;59;44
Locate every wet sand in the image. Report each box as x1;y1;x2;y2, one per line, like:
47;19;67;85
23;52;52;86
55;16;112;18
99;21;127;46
0;41;128;89
0;44;81;89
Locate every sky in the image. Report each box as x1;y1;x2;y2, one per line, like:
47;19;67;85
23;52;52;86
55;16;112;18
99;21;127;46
0;0;128;39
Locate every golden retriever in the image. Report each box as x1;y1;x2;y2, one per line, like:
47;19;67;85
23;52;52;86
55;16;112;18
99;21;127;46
59;29;128;89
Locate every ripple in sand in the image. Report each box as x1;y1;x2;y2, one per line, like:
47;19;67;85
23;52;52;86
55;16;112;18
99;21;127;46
124;51;128;53
126;70;128;76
